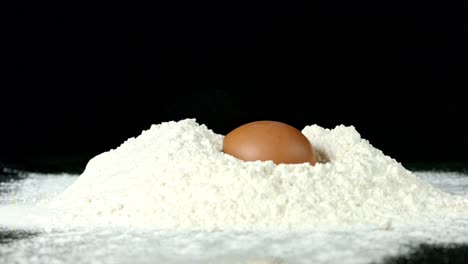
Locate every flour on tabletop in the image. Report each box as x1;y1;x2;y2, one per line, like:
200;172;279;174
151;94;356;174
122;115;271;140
41;119;468;231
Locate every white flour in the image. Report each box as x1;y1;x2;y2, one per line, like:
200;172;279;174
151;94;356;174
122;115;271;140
41;119;467;231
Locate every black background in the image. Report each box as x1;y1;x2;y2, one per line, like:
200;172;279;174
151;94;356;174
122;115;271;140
4;2;467;172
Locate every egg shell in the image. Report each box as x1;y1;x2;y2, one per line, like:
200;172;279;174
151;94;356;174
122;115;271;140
223;121;317;165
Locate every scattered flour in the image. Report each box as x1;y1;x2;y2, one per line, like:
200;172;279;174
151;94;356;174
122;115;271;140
39;119;467;231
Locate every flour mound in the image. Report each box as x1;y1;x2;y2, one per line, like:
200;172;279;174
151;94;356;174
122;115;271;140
44;119;467;231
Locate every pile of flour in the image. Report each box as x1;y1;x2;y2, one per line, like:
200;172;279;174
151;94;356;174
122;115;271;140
42;119;467;231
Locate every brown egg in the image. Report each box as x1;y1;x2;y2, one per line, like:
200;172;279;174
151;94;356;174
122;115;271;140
223;121;317;165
